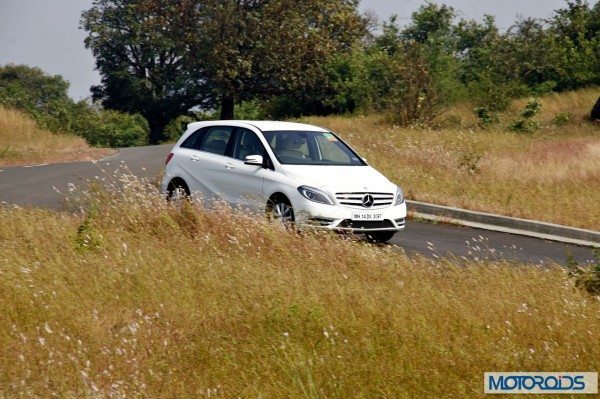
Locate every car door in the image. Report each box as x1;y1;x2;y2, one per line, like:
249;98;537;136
184;126;235;203
217;127;270;210
176;127;212;197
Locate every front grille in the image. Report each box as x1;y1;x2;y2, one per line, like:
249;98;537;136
335;192;394;208
338;219;395;230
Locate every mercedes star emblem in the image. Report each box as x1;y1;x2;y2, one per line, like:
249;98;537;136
362;194;374;208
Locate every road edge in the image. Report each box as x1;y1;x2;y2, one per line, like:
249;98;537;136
406;200;600;248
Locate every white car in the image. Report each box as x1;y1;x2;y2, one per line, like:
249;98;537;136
162;121;406;243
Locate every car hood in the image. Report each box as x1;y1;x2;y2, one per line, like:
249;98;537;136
280;164;396;193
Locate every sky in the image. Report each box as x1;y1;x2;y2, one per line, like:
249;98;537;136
0;0;594;100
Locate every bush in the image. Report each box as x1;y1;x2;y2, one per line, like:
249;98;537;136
235;100;267;120
0;64;150;148
78;110;149;147
163;115;196;142
568;249;600;296
552;112;572;125
475;107;499;127
509;98;542;132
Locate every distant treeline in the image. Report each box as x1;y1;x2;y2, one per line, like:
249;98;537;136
1;0;598;146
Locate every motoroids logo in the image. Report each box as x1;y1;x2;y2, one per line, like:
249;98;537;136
484;372;598;394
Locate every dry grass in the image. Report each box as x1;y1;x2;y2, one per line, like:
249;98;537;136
0;107;113;167
0;179;598;398
303;89;600;229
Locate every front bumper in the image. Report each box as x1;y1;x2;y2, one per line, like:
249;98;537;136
292;198;407;233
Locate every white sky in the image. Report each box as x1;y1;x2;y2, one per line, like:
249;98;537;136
0;0;594;100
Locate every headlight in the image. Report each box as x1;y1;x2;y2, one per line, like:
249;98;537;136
394;186;404;206
297;186;334;205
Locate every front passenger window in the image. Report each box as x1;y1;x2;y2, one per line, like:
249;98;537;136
199;127;233;155
233;129;266;161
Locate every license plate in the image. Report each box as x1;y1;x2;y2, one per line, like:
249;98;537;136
351;212;383;221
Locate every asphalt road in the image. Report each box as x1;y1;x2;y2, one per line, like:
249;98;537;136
0;144;596;265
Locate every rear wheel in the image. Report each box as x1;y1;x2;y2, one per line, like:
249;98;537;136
266;196;294;227
167;179;190;203
365;231;396;243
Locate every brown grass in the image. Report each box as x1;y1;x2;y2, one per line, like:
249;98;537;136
0;180;598;398
0;106;113;167
303;89;600;230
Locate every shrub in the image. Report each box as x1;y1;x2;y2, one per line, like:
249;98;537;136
509;98;542;132
163;115;196;142
475;107;499;127
235;100;267;120
78;110;149;147
568;249;600;295
0;64;150;148
552;112;572;126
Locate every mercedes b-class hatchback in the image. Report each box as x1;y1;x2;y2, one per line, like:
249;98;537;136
162;121;406;243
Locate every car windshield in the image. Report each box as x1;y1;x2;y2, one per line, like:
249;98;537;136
262;130;366;166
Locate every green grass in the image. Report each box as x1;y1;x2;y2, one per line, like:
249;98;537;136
0;180;598;398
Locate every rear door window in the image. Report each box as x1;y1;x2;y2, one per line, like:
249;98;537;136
180;128;207;149
198;127;234;155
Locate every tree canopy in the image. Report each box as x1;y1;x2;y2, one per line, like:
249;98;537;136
82;0;366;142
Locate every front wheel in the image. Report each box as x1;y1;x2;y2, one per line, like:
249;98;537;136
365;231;396;244
266;197;294;228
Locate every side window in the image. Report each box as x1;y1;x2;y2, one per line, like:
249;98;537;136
232;128;266;161
198;127;233;155
180;128;206;149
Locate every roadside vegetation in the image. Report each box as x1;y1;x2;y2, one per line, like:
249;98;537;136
0;107;112;166
304;87;600;230
0;181;598;398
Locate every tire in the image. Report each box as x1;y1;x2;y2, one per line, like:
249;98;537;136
167;179;190;203
365;231;396;244
266;195;294;227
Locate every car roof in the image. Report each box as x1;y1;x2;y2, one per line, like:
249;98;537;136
186;120;328;132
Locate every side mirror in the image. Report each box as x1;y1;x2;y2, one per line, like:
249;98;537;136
244;154;263;166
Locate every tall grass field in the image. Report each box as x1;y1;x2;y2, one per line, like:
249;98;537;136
305;88;600;230
0;180;598;398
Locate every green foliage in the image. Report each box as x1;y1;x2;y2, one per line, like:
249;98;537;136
509;98;542;132
75;205;101;251
552;112;573;125
82;0;367;132
163;115;197;142
475;107;499;127
77;110;149;148
0;64;73;131
235;100;267;120
567;249;600;295
0;64;149;148
80;0;600;126
82;1;213;143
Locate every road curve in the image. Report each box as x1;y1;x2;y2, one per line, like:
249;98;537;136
0;145;596;265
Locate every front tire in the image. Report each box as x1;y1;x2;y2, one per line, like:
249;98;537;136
365;231;396;243
266;196;294;227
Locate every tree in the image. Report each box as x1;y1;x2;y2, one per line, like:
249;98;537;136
0;64;72;130
82;0;213;143
82;0;366;141
548;0;600;89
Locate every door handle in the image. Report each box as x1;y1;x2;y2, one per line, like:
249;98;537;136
225;162;234;169
191;155;200;162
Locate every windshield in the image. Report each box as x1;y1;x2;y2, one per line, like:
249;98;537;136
262;130;366;166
